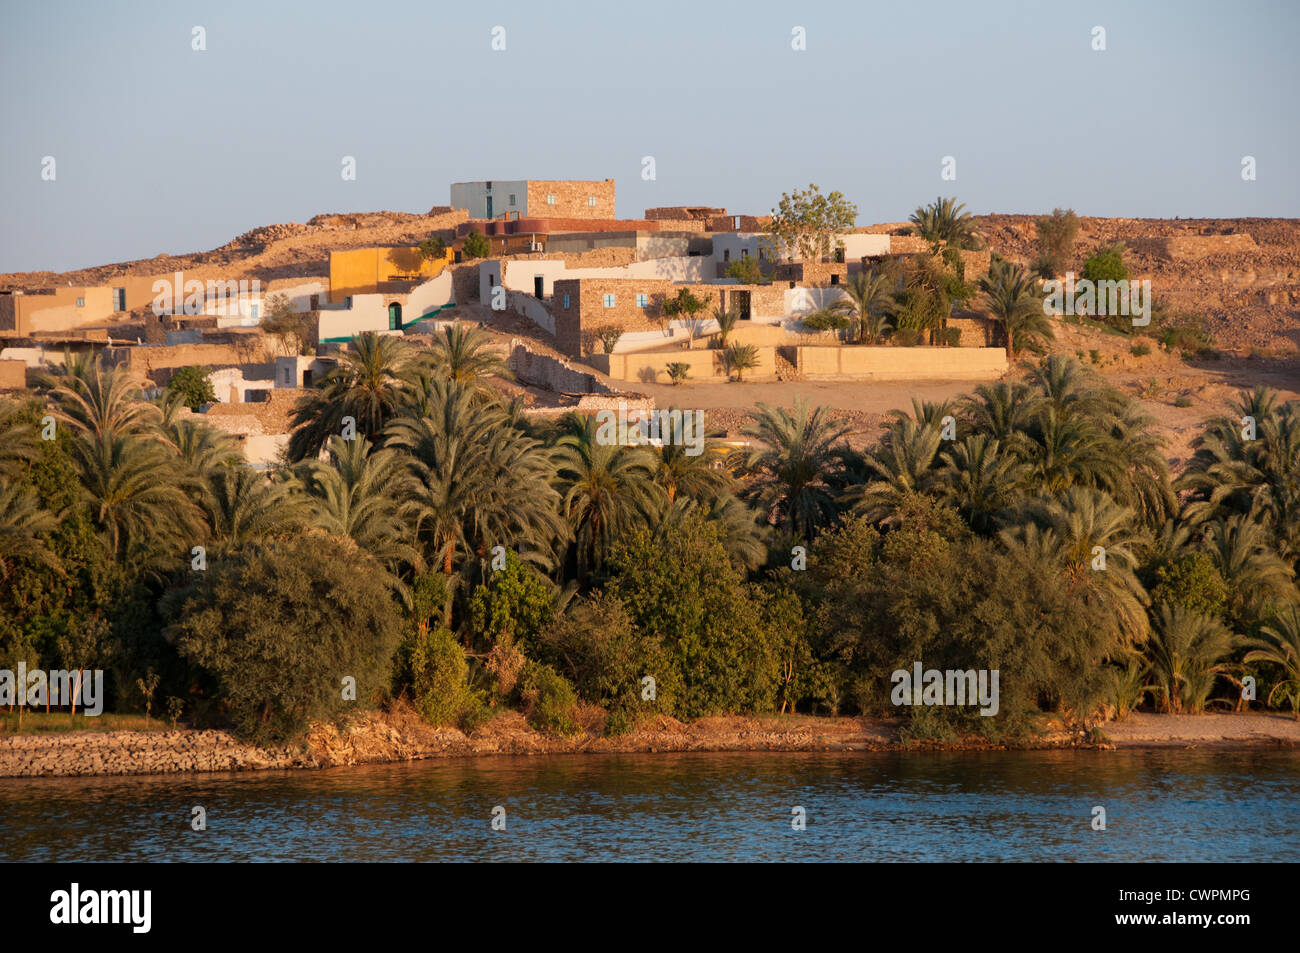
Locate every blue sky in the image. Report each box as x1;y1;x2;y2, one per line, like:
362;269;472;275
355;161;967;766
1;0;1296;273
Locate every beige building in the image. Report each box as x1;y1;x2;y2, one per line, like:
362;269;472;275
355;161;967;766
450;179;616;220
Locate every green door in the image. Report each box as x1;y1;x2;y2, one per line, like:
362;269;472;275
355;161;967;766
388;302;402;330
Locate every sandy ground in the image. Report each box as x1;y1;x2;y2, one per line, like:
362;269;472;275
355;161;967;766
1102;711;1300;747
4;710;1296;777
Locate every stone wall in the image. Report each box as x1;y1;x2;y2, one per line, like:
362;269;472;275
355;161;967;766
450;262;481;304
592;346;777;383
506;340;616;394
1130;233;1258;260
526;179;616;220
0;729;311;777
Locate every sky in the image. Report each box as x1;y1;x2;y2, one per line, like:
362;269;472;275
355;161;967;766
1;0;1297;274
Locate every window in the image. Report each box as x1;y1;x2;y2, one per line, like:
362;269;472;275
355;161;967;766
75;297;84;307
587;195;597;207
509;194;517;206
546;193;556;205
741;249;749;259
562;294;570;309
636;293;648;308
250;304;259;320
723;249;730;262
603;294;616;308
283;368;292;384
113;288;125;311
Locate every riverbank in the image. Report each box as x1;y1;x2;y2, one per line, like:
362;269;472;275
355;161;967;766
2;708;1298;778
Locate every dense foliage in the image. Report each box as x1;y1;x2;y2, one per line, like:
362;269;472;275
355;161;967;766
3;331;1298;743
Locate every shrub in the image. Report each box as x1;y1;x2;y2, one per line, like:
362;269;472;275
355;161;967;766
891;328;924;347
418;236;447;262
1034;208;1080;270
942;327;962;347
594;325;624;355
465;551;554;650
409;624;481;727
666;362;690;385
802;309;850;332
723;343;760;381
165;366;216;410
519;660;580;735
534;592;670;723
1174;395;1193;408
1130;342;1151;357
171;536;404;743
725;256;763;284
461;229;490;259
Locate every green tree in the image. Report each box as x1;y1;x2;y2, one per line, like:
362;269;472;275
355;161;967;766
768;184;858;262
461;229;490;259
725;255;763;284
1033;208;1080;276
165;367;216;410
909;196;979;250
736;397;853;539
172;535;404;742
261;293;312;356
979;258;1054;362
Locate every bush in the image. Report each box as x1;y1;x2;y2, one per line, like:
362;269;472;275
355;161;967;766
594;324;624;355
171;537;404;743
461;229;490;259
891;328;924;347
519;660;580;735
1174;395;1193;408
666;362;690;385
802;309;850;332
409;624;481;727
1130;342;1151;357
725;256;763;284
534;592;670;723
165;366;216;410
465;551;554;650
942;327;962;347
1034;209;1080;271
606;521;782;717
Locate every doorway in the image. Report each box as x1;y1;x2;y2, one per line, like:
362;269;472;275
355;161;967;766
486;195;494;218
534;276;545;298
388;302;402;330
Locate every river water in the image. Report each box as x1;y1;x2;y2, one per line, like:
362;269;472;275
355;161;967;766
2;749;1296;862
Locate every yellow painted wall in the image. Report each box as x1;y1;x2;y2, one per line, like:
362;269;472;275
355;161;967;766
795;346;1007;380
329;246;453;303
598;347;777;383
15;286;117;334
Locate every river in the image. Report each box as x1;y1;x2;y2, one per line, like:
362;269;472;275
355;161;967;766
2;748;1296;862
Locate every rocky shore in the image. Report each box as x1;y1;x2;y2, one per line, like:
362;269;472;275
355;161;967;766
1;709;1297;779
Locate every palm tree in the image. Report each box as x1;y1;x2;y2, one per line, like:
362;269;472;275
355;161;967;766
724;343;760;381
1198;514;1297;629
297;436;421;576
1003;487;1150;645
0;483;60;581
554;413;661;577
712;306;740;348
736;397;854;539
425;322;511;383
842;268;897;343
936;435;1029;534
847;414;943;525
388;377;564;577
0;398;40;483
1146;602;1235;714
909;196;978;249
1179;388;1300;563
979;259;1053;362
961;381;1041;447
204;464;305;550
1244;606;1300;717
288;332;415;461
653;429;734;505
654;494;767;572
48;358;159;442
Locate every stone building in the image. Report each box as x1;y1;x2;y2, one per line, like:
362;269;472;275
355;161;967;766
449;179;616;221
